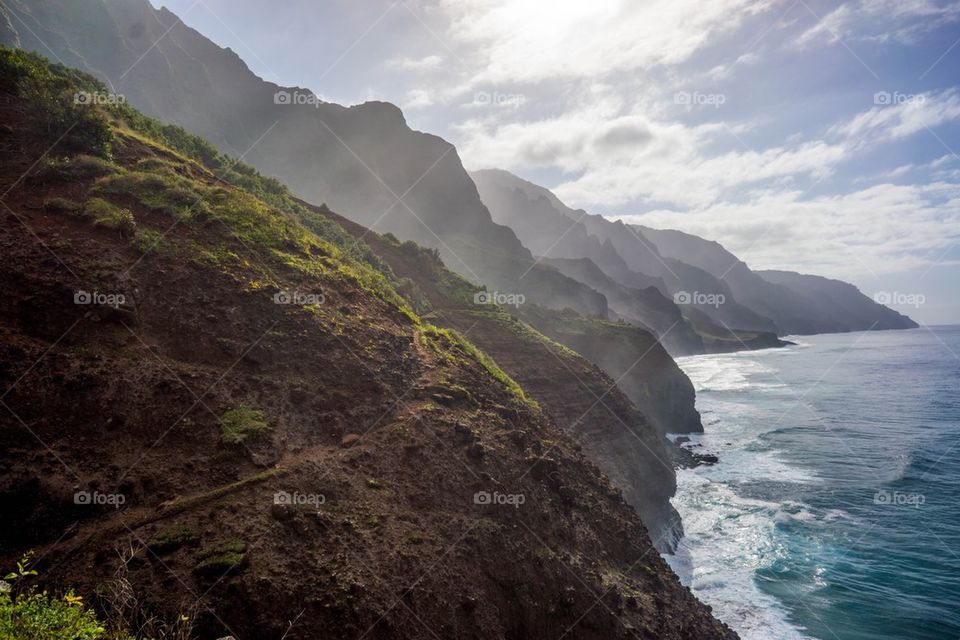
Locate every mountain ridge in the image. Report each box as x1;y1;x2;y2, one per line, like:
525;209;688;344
0;0;610;320
470;168;917;341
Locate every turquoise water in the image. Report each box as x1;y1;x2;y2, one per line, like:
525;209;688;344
666;327;960;640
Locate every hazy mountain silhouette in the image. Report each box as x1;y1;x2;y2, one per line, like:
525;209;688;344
758;270;918;332
0;0;606;317
471;168;916;339
639;227;918;334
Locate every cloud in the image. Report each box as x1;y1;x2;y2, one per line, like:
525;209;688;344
795;4;855;47
404;88;437;109
616;181;960;278
830;89;960;144
439;0;774;85
408;0;960;299
456;83;960;282
458;104;850;209
388;55;444;71
795;0;960;47
706;52;760;79
459;85;960;212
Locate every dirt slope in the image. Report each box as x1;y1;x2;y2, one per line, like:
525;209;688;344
0;53;736;640
325;214;687;550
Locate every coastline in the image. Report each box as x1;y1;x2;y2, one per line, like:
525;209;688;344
662;343;817;639
661;327;960;640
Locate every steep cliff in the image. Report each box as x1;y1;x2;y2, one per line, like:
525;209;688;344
0;48;736;639
542;256;705;355
325;210;693;550
515;307;704;437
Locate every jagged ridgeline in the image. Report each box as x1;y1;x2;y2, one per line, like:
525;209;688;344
0;48;736;639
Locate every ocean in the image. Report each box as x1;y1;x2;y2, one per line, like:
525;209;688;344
665;326;960;640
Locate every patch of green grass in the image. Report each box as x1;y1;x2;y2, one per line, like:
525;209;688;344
130;228;167;254
134;156;185;175
0;553;105;639
397;240;442;278
84;197;135;237
43;196;84;215
436;269;483;307
147;525;198;554
421;324;536;409
0;48;113;156
220;405;271;444
193;539;247;577
38;154;117;181
94;169;209;221
0;589;105;640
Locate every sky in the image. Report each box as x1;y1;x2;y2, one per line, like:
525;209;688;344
150;0;960;324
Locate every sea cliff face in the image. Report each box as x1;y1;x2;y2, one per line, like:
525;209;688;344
0;0;712;559
515;307;704;437
0;56;737;638
326;210;690;551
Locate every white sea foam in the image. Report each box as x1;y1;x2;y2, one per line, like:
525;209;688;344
665;351;820;639
667;478;816;640
678;355;786;392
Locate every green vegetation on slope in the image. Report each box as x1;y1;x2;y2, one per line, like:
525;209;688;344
421;324;536;408
2;43;534;443
219;405;271;444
